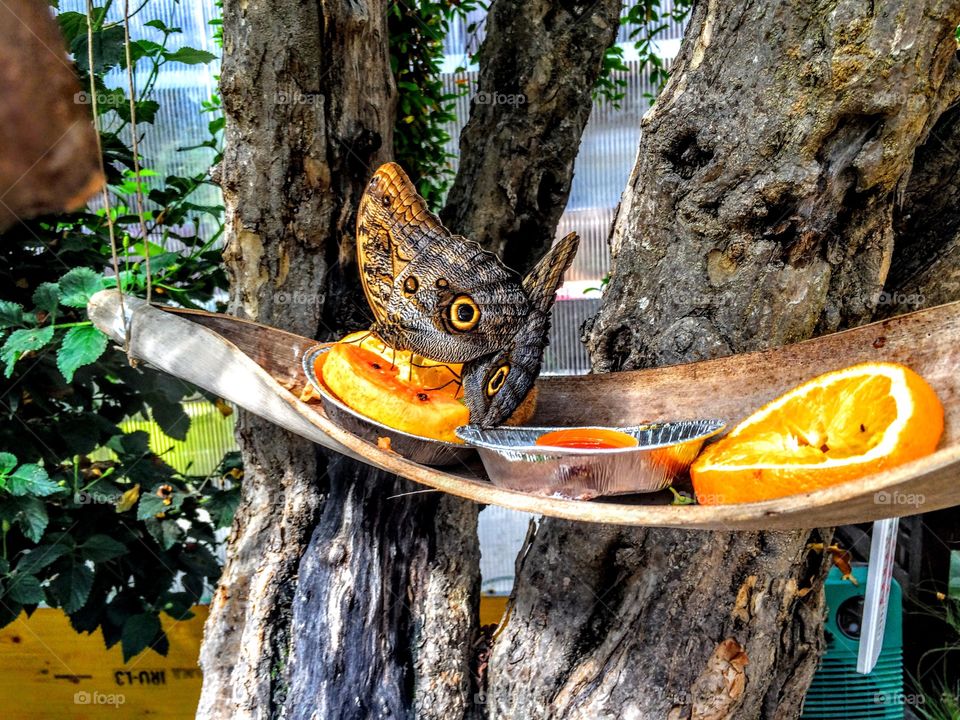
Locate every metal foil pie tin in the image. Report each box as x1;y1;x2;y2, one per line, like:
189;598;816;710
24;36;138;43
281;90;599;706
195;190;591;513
301;344;475;467
456;420;726;499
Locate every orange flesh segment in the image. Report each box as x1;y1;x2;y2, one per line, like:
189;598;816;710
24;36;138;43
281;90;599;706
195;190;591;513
690;362;943;505
339;330;462;397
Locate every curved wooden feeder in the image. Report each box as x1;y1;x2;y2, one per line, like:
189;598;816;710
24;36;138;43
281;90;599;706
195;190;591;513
88;290;960;530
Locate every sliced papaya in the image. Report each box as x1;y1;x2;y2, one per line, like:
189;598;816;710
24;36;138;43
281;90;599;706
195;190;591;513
339;331;462;396
319;342;468;443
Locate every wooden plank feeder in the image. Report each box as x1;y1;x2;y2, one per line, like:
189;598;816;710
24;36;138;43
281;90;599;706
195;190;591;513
88;290;960;530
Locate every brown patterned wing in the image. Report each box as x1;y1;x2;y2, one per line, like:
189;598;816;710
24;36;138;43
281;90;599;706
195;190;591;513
356;162;531;364
522;232;580;311
356;162;449;322
461;232;580;426
382;236;529;362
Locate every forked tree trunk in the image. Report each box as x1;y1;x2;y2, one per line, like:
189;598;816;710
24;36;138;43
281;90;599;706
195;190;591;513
283;2;619;717
443;0;621;271
203;0;619;718
198;0;398;716
489;2;960;719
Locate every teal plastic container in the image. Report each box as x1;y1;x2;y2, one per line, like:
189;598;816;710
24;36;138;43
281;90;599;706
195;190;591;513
801;565;903;719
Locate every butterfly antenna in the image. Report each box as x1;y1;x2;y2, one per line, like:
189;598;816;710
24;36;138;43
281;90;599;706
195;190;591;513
344;329;373;346
425;377;463;393
410;357;462;381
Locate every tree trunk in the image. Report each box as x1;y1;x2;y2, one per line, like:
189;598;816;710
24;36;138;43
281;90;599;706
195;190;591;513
282;464;480;720
0;0;103;230
198;0;399;716
203;0;620;718
443;0;622;273
883;69;960;310
491;2;960;719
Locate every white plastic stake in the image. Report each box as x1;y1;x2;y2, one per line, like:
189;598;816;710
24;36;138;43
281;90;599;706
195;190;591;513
857;517;899;674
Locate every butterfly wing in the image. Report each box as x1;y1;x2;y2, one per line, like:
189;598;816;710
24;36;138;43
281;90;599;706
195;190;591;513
357;162;531;364
356;162;449;323
523;232;580;311
383;237;530;363
462;233;580;426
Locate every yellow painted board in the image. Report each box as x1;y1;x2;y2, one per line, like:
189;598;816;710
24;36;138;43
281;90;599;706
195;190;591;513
0;598;508;718
0;607;207;719
479;595;508;627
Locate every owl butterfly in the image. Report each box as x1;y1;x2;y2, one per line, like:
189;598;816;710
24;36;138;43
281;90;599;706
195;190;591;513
355;161;579;425
461;232;579;427
356;162;530;364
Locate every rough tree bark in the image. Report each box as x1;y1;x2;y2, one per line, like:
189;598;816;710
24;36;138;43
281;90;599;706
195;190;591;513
202;0;620;718
198;0;399;716
442;0;621;272
884;67;960;310
488;2;960;719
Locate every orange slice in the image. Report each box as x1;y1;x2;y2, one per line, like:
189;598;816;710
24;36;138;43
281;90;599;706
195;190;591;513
690;362;944;505
319;343;468;443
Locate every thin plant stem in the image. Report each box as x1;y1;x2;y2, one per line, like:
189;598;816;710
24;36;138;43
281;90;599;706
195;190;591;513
123;0;153;304
85;0;129;354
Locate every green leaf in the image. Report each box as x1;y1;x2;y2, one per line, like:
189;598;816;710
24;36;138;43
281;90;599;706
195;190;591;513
80;535;128;563
129;39;164;61
73;25;127;74
115;98;160;125
182;573;205;603
0;300;25;330
137;99;160;124
205;486;240;529
179;544;219;580
151;373;191;403
149;399;190;441
144;19;181;34
32;283;60;317
1;326;55;377
56;11;87;46
151;629;170;657
145;518;182;550
16;544;71;575
58;268;103;308
162;47;217;65
6;464;61;497
57;326;108;382
108;431;151;458
48;561;94;613
0;600;21;629
14;497;48;543
161;592;195;621
0;453;16;478
5;574;44;605
137;492;169;520
121;612;161;661
124;454;175;487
